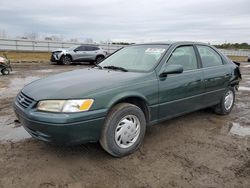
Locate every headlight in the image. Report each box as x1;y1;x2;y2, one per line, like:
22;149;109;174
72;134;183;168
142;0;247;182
37;99;94;113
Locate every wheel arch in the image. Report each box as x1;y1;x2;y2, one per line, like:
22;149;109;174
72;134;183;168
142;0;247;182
95;54;105;60
60;53;72;61
107;94;151;124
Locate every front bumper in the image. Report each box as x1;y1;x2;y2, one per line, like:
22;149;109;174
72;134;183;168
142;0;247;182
50;55;57;62
50;53;62;62
14;99;106;145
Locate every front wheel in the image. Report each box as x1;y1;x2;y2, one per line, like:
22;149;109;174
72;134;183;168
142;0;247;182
214;88;235;115
61;56;71;65
100;103;146;157
1;68;10;75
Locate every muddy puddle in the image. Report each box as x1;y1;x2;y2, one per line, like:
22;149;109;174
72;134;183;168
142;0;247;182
35;69;55;73
239;86;250;91
9;76;41;88
0;124;31;143
0;116;31;143
0;76;41;98
230;122;250;137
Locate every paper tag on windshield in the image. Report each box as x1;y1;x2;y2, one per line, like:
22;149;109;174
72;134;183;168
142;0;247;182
145;48;165;53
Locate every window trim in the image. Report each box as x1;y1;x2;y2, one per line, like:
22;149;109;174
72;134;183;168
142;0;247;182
85;46;96;51
165;45;199;72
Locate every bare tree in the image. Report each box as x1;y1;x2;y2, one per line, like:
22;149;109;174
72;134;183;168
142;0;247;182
51;35;63;41
0;29;8;38
44;35;63;41
68;38;78;42
84;38;93;44
22;32;39;40
105;39;112;44
44;36;53;41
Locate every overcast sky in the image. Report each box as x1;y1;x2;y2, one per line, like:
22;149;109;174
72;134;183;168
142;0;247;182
0;0;250;43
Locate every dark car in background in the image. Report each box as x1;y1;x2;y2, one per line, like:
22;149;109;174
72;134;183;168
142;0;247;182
51;45;107;65
14;42;241;157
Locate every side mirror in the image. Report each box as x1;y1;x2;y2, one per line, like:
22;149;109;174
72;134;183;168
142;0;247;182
160;64;183;77
73;49;78;52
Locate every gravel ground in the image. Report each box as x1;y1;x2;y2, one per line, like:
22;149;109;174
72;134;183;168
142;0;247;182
0;62;249;188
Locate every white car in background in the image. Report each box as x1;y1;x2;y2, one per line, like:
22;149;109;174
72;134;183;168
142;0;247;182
51;45;107;65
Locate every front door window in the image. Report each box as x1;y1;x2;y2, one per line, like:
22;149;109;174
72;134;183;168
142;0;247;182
167;46;198;71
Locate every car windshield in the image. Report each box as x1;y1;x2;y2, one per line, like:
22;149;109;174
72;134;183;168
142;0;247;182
99;45;168;72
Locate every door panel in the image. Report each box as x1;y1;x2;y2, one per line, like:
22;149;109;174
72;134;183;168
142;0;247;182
73;46;87;61
85;46;97;60
196;45;232;106
201;65;232;106
75;51;87;61
158;70;204;120
158;45;204;120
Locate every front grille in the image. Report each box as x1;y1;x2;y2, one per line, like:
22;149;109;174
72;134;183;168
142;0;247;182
17;92;35;109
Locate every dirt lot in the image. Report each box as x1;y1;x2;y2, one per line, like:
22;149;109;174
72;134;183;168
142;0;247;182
0;62;249;188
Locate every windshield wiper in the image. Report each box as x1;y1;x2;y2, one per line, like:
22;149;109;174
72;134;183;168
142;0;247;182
103;65;128;72
92;62;103;69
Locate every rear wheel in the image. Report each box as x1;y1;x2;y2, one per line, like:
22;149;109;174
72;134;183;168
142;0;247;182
1;68;10;75
100;103;146;157
61;56;71;65
214;87;235;115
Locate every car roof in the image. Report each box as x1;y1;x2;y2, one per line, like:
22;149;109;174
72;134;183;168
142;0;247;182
135;41;209;46
78;44;100;47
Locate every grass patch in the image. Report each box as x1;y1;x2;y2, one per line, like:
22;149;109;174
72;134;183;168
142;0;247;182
0;51;50;62
227;55;248;62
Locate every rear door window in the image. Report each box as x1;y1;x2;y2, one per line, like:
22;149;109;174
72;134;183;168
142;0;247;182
92;47;99;51
197;45;223;68
85;46;99;51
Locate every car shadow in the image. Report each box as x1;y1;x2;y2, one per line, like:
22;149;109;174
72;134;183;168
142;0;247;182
44;142;113;159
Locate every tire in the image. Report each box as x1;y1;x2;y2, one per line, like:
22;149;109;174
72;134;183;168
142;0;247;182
100;103;146;157
1;68;10;75
95;56;104;64
214;87;235;115
61;56;71;65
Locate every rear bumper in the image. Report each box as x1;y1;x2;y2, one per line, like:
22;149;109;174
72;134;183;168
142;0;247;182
14;100;106;145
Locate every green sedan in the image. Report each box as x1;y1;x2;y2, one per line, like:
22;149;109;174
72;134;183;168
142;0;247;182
14;42;241;157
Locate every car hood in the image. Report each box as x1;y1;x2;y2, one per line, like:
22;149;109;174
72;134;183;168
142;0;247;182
0;57;6;63
22;68;145;101
52;48;66;53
